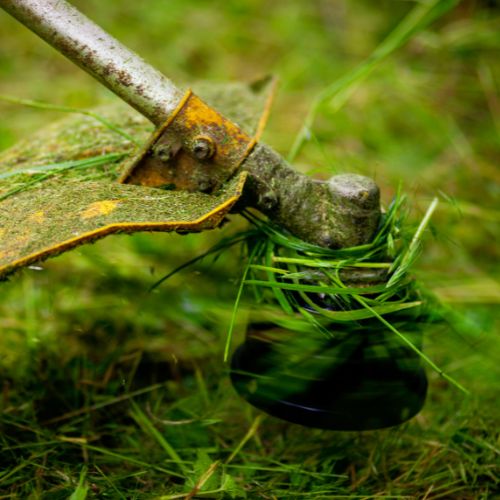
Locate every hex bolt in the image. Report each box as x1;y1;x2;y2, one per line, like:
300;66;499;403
192;136;215;160
197;179;214;192
259;189;278;211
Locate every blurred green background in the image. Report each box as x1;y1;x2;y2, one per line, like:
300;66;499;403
0;0;499;498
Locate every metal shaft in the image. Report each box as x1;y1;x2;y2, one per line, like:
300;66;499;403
0;0;184;125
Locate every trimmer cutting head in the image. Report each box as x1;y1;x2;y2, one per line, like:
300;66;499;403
230;323;428;431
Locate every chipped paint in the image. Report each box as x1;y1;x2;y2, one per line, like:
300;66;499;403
81;200;119;219
27;210;46;224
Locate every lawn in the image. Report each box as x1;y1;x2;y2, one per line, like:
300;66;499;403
0;0;498;498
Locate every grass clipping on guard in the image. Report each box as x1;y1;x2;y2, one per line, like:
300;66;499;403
0;134;246;279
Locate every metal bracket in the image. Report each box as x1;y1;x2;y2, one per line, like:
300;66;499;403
120;90;256;193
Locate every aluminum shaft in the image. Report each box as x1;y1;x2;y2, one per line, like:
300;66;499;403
0;0;184;125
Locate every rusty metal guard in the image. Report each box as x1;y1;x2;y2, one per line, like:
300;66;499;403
120;90;256;192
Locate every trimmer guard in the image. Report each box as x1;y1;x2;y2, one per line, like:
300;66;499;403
0;80;274;279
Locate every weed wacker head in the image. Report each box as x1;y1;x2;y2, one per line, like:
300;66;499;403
228;202;431;431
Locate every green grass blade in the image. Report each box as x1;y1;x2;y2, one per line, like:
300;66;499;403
0;172;53;202
69;466;89;500
353;294;469;394
130;401;189;476
244;279;389;296
78;444;184;478
249;264;288;275
387;197;439;287
225;415;263;465
264;240;295;314
303;300;422;322
224;242;261;362
0;153;125;181
288;0;460;160
149;233;254;291
0;93;140;145
272;257;391;269
0;153;126;202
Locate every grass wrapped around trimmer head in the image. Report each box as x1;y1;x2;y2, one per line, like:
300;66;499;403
242;192;421;322
225;194;468;393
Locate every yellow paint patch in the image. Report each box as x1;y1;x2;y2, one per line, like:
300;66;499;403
81;200;119;219
28;211;46;224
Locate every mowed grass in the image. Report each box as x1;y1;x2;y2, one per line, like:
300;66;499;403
0;0;499;498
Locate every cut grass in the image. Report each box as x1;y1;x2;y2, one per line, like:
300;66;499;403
221;197;467;394
0;94;139;146
0;153;126;202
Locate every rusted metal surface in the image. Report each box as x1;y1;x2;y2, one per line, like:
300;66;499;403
121;91;256;192
0;0;183;125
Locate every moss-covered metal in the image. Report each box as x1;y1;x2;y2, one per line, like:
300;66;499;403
0;75;382;281
1;0;381;252
0;81;270;279
0;173;246;279
240;145;381;248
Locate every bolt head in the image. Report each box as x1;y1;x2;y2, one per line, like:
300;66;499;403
153;144;173;162
259;190;278;211
192;135;215;160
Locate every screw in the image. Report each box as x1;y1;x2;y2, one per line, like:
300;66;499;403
153;143;173;162
259;190;278;211
192;135;215;160
198;178;215;192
